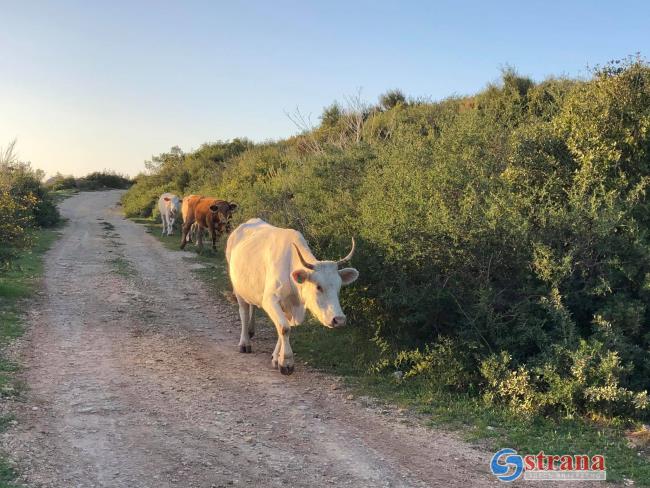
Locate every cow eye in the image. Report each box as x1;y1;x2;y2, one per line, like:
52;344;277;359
316;285;323;292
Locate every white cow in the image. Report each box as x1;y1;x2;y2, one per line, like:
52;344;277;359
226;218;359;375
158;193;182;236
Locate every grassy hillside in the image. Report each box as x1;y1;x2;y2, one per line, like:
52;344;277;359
123;58;650;427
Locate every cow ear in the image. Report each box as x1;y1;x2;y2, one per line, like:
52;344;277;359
164;197;170;201
291;269;309;285
338;268;359;285
209;204;219;212
229;203;238;211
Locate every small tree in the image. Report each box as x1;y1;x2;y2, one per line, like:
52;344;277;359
379;89;407;110
320;103;342;128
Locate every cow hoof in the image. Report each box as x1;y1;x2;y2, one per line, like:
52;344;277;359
279;365;294;376
239;345;252;353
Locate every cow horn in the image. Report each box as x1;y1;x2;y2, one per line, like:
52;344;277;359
337;238;356;266
293;244;315;270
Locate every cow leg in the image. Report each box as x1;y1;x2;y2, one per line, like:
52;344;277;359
208;220;217;250
168;216;175;236
189;223;196;244
262;296;294;375
248;305;256;339
192;223;203;244
271;337;280;369
161;214;167;236
197;225;204;250
236;295;252;353
180;220;192;249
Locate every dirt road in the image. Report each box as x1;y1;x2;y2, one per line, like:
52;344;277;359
1;190;502;487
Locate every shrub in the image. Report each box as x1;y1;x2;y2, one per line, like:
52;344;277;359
0;189;35;266
379;89;407;110
320;103;343;128
393;337;473;390
480;341;649;418
45;173;77;191
121;180;168;218
6;165;60;227
76;171;131;190
0;141;60;266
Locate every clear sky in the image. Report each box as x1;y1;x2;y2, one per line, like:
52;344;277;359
1;0;648;177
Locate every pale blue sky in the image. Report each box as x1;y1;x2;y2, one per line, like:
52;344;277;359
1;0;648;177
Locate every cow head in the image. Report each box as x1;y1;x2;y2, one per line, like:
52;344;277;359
209;201;238;233
163;196;181;218
291;239;359;328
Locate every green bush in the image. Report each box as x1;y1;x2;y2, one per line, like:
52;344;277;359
393;337;473;390
122;58;650;421
7;166;60;227
0;189;34;265
379;89;407;110
45;173;77;191
76;171;131;191
480;341;649;419
0;143;60;266
121;180;167;218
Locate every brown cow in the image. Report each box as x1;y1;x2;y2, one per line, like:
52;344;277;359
181;194;203;245
181;194;202;224
180;196;237;250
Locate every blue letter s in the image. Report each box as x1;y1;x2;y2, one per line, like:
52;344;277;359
490;448;524;482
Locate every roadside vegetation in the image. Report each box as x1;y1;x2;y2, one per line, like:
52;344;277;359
0;141;66;487
124;57;650;483
0;140;61;269
45;170;131;192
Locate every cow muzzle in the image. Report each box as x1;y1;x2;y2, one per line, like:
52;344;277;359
330;315;347;328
